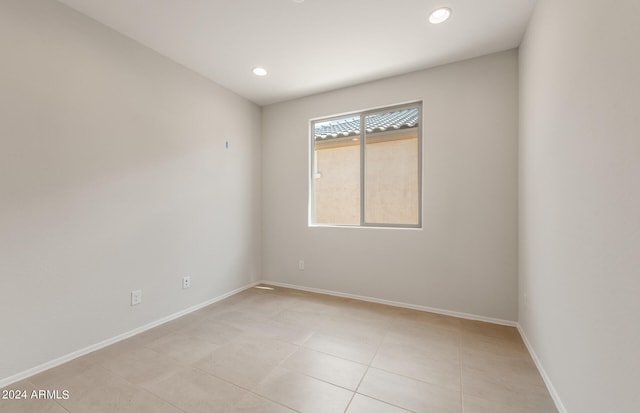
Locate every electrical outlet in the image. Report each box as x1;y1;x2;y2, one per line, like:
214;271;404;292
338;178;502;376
131;289;142;306
182;276;191;289
298;260;305;271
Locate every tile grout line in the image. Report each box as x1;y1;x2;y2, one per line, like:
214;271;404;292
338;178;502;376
135;296;313;412
91;360;190;413
459;326;465;413
248;307;362;412
279;298;461;412
343;318;419;413
342;335;381;412
234;314;308;413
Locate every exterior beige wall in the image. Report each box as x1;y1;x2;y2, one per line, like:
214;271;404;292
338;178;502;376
314;135;419;225
365;137;419;224
314;143;360;225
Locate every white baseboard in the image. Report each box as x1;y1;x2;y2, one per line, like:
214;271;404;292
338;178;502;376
517;324;568;413
0;281;259;389
260;280;517;327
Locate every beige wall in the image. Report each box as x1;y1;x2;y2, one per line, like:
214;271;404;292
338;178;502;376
519;0;640;411
314;136;419;225
0;0;261;384
314;143;360;225
365;137;419;225
262;50;519;321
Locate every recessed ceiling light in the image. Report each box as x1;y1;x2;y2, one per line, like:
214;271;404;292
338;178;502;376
429;7;451;24
252;67;268;76
292;0;305;3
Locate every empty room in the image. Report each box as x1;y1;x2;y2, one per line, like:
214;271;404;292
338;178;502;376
1;0;638;412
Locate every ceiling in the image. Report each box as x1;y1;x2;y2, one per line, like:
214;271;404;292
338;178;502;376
56;0;537;106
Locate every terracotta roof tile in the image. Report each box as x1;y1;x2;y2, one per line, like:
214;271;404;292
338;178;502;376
314;108;418;140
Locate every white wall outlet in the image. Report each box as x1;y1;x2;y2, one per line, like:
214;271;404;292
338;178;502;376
182;276;191;289
298;260;305;271
131;289;142;306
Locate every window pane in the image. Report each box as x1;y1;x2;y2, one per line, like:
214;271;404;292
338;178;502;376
364;108;420;225
313;115;361;225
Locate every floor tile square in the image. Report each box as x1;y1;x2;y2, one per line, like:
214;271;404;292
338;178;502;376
358;367;462;413
303;332;379;365
282;347;367;390
142;367;245;413
346;394;411;413
255;367;353;413
234;392;297;413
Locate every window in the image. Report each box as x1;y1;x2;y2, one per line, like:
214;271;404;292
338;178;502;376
310;102;422;227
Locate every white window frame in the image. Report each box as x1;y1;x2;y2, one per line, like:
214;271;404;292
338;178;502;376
309;101;423;229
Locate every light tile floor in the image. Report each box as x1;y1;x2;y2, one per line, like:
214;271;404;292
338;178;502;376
1;285;558;412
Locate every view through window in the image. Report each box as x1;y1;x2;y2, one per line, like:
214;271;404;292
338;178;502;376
311;103;422;227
